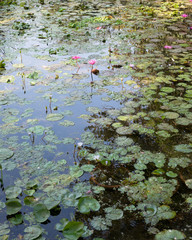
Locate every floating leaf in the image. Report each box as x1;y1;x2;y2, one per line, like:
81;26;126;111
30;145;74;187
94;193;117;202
174;144;192;153
152;169;165;175
5;186;22;199
0;148;14;161
116;126;133;135
78;197;100;214
24;226;43;240
33;203;50;223
27;72;39;80
185;179;192;189
6;199;22;215
9;213;23;225
63;221;85;240
166;171;177;178
163;112;179;119
155;229;186;240
0;75;15;83
27;125;45;135
81;164;95;172
59;120;75;127
55;218;69;232
105;207;123;220
46;113;64;121
69;166;84;178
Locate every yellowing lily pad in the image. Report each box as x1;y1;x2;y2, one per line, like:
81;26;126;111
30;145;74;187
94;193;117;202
0;75;15;83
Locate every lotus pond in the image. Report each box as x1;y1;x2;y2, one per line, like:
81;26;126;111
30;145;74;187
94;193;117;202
0;0;192;239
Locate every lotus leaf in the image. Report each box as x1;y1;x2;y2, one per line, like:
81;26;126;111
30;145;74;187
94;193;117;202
6;199;22;215
24;226;43;240
5;186;22;199
185;179;192;189
46;113;64;121
155;229;186;240
33;203;50;223
27;72;39;80
78;196;100;214
0;148;14;161
63;221;85;240
105;207;123;220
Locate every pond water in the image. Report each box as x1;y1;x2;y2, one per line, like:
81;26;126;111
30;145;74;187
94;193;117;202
0;0;192;239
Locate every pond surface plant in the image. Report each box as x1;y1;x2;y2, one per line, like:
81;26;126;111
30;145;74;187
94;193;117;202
0;0;192;239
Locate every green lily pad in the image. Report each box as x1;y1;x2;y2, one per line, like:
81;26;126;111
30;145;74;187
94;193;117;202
166;171;178;178
115;136;133;146
63;221;85;240
27;71;39;80
24;226;43;240
46;113;64;121
163;112;179;119
78;196;100;214
81;164;95;172
152;169;165;175
116;126;133;135
105;207;123;220
185;179;192;189
155;229;186;240
59;120;75;127
5;186;22;199
27;125;45;135
33;203;50;223
55;218;69;232
6;199;22;215
0;148;14;161
174;144;192;153
9;213;23;225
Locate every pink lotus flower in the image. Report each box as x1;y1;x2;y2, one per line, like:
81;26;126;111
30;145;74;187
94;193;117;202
181;14;188;18
190;0;192;2
72;56;81;60
96;26;102;30
130;64;135;68
88;59;96;65
190;27;192;30
164;45;172;49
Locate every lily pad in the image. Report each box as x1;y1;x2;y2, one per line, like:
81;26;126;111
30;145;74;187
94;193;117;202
5;186;22;199
185;179;192;189
63;221;85;240
105;207;123;220
6;198;22;215
155;229;186;240
174;144;192;153
24;226;43;240
0;75;15;83
163;112;179;119
78;196;100;214
0;148;14;161
46;113;64;121
33;203;50;223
